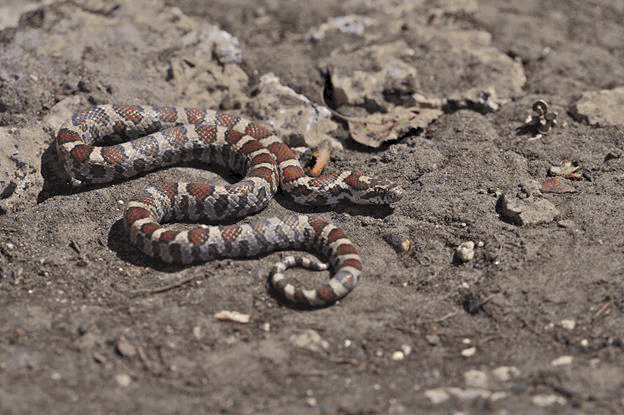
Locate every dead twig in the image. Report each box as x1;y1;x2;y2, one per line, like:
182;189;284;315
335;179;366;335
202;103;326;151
413;310;460;325
126;274;200;297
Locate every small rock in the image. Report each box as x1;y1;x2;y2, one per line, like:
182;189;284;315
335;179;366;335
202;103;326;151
115;336;137;358
549;161;582;180
532;394;566;407
497;193;559;226
391;351;405;361
461;346;477;357
200;24;242;64
309;15;376;41
384;234;412;253
289;330;329;353
115;373;132;387
551;355;573;366
426;334;441;346
464;370;488;389
214;310;250;323
424;388;450;404
560;319;576;330
571;87;624;126
557;219;576;228
446;387;491;400
400;344;412;356
490;391;509;401
456;241;475;262
491;366;520;382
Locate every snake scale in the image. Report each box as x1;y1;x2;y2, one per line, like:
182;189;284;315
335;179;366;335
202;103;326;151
56;104;403;307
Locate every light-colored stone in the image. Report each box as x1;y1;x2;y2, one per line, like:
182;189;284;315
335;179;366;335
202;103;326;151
498;194;559;226
214;310;251;323
560;319;576;330
532;394;566;406
456;241;475;262
551;355;573;366
464;369;488;389
289;330;329;353
461;346;477;357
446;387;491;400
115;373;132;387
424;388;450;404
572;87;624;126
491;366;520;382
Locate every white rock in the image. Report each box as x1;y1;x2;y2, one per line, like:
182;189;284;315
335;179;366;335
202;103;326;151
560;319;576;330
391;351;405;361
532;394;566;406
456;241;475;262
401;344;412;356
424;388;450;404
491;366;520;382
551;356;573;366
446;387;491;400
214;310;250;323
461;346;477;357
115;373;131;387
289;330;329;353
490;391;509;401
464;370;488;388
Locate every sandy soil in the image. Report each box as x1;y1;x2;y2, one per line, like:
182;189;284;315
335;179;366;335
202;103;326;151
1;0;624;413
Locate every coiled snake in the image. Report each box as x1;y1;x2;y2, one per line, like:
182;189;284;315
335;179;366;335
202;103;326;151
56;104;403;306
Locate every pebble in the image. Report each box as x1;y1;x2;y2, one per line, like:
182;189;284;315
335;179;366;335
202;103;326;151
426;334;441;346
400;344;411;356
464;370;488;389
491;366;520;382
289;330;329;353
446;387;491;400
391;351;405;361
115;336;137;358
560;319;576;330
424;388;450;404
551;355;573;366
214;310;250;323
490;391;509;401
497;193;560;226
571;86;624;126
532;394;566;407
115;373;131;387
456;241;475;262
461;346;477;357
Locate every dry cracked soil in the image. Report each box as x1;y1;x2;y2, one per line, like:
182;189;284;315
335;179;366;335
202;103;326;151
1;0;624;413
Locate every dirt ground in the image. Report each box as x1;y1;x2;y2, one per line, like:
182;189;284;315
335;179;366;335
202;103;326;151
1;0;624;413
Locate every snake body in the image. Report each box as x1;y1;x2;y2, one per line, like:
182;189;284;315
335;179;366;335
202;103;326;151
56;104;403;306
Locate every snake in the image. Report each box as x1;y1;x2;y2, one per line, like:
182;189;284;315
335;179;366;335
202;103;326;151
55;104;403;307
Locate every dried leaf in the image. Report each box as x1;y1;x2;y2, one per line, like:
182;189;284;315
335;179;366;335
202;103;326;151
541;177;577;193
